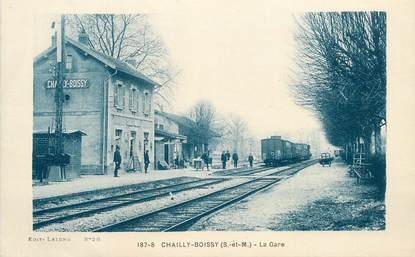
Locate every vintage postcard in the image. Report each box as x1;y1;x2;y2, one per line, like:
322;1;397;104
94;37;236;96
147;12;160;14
1;0;414;256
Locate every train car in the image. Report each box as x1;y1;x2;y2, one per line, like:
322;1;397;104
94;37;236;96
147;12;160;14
298;143;312;160
261;136;284;166
282;140;294;161
293;143;302;161
261;136;311;166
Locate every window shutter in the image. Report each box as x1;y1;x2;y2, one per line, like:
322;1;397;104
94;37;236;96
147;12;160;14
129;88;133;110
148;94;151;113
135;90;140;111
66;55;73;70
122;86;126;108
114;84;118;107
142;92;146;113
145;92;151;114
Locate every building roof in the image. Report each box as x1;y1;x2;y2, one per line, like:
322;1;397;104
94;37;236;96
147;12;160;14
33;129;87;136
34;37;160;87
155;110;221;137
155;110;196;129
155;129;187;141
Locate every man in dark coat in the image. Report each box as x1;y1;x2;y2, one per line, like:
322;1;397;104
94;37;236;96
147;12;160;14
174;156;179;169
225;150;231;168
144;150;150;173
221;151;227;169
248;153;254;168
232;152;239;168
113;145;122;177
201;151;210;171
225;150;231;161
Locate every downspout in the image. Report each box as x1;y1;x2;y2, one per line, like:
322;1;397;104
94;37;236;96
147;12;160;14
102;68;118;175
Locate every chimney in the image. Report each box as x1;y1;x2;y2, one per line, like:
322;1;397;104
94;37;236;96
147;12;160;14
78;29;89;45
125;58;137;68
51;21;56;47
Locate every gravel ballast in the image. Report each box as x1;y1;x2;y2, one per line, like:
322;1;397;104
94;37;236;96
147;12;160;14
189;160;385;231
37;178;249;232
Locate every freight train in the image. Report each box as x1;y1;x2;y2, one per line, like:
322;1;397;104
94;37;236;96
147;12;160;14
261;136;311;166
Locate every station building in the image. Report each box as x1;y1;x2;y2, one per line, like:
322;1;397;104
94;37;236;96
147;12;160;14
153;110;225;169
154;111;187;169
33;34;157;175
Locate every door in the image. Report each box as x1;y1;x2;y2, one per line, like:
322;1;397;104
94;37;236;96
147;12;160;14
130;131;136;158
164;144;169;163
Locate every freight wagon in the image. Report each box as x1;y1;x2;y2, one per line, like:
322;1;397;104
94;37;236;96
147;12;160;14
261;136;311;166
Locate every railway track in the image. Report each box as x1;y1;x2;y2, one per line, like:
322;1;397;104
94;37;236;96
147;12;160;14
218;159;317;177
220;166;271;176
93;159;318;232
264;159;318;177
33;178;226;230
210;165;255;176
94;178;281;232
33;177;200;209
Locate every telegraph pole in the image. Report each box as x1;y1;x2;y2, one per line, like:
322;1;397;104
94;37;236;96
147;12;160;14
55;15;65;155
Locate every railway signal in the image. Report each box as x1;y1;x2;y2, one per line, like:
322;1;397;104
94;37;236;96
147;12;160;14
51;15;70;180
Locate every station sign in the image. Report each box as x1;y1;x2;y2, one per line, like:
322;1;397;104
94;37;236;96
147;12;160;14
46;79;89;89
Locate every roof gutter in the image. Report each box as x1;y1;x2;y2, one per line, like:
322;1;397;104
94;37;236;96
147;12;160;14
101;68;118;175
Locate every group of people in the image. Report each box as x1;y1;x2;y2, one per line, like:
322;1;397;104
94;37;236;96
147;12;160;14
192;150;257;172
114;146;256;176
220;151;255;169
113;146;150;177
220;150;235;169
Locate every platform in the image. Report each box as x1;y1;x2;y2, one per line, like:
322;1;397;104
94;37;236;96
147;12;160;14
32;168;218;200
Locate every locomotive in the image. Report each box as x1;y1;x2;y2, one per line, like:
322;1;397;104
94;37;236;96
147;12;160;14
261;136;311;166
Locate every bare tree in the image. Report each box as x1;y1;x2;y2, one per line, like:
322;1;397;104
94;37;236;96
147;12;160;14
223;114;248;155
186;100;221;153
66;14;179;107
292;12;386;188
291;12;386;149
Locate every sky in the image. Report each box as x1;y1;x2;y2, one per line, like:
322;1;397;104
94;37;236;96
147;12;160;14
33;7;327;145
149;8;323;139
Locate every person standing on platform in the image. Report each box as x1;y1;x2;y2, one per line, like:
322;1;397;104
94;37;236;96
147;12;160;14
226;150;231;168
113;145;122;177
174;156;180;169
232;152;239;168
206;150;211;171
248;153;254;168
201;152;206;171
221;151;227;169
202;151;210;171
144;150;150;173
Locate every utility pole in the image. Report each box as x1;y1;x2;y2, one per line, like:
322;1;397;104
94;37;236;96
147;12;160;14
55;15;65;155
53;14;68;180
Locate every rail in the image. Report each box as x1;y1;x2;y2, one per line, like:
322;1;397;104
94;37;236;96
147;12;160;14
33;178;226;230
93;159;317;232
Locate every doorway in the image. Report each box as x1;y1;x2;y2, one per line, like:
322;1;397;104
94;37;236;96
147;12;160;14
130;131;136;158
164;144;169;163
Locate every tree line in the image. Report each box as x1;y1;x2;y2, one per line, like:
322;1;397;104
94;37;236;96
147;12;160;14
292;12;386;154
187;100;257;157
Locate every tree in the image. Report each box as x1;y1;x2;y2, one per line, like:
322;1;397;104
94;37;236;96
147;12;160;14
187;100;221;153
292;12;386;189
291;12;386;150
223;114;248;155
66;14;178;107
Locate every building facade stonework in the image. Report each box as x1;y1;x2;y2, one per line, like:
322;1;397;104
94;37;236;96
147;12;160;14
33;37;156;175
